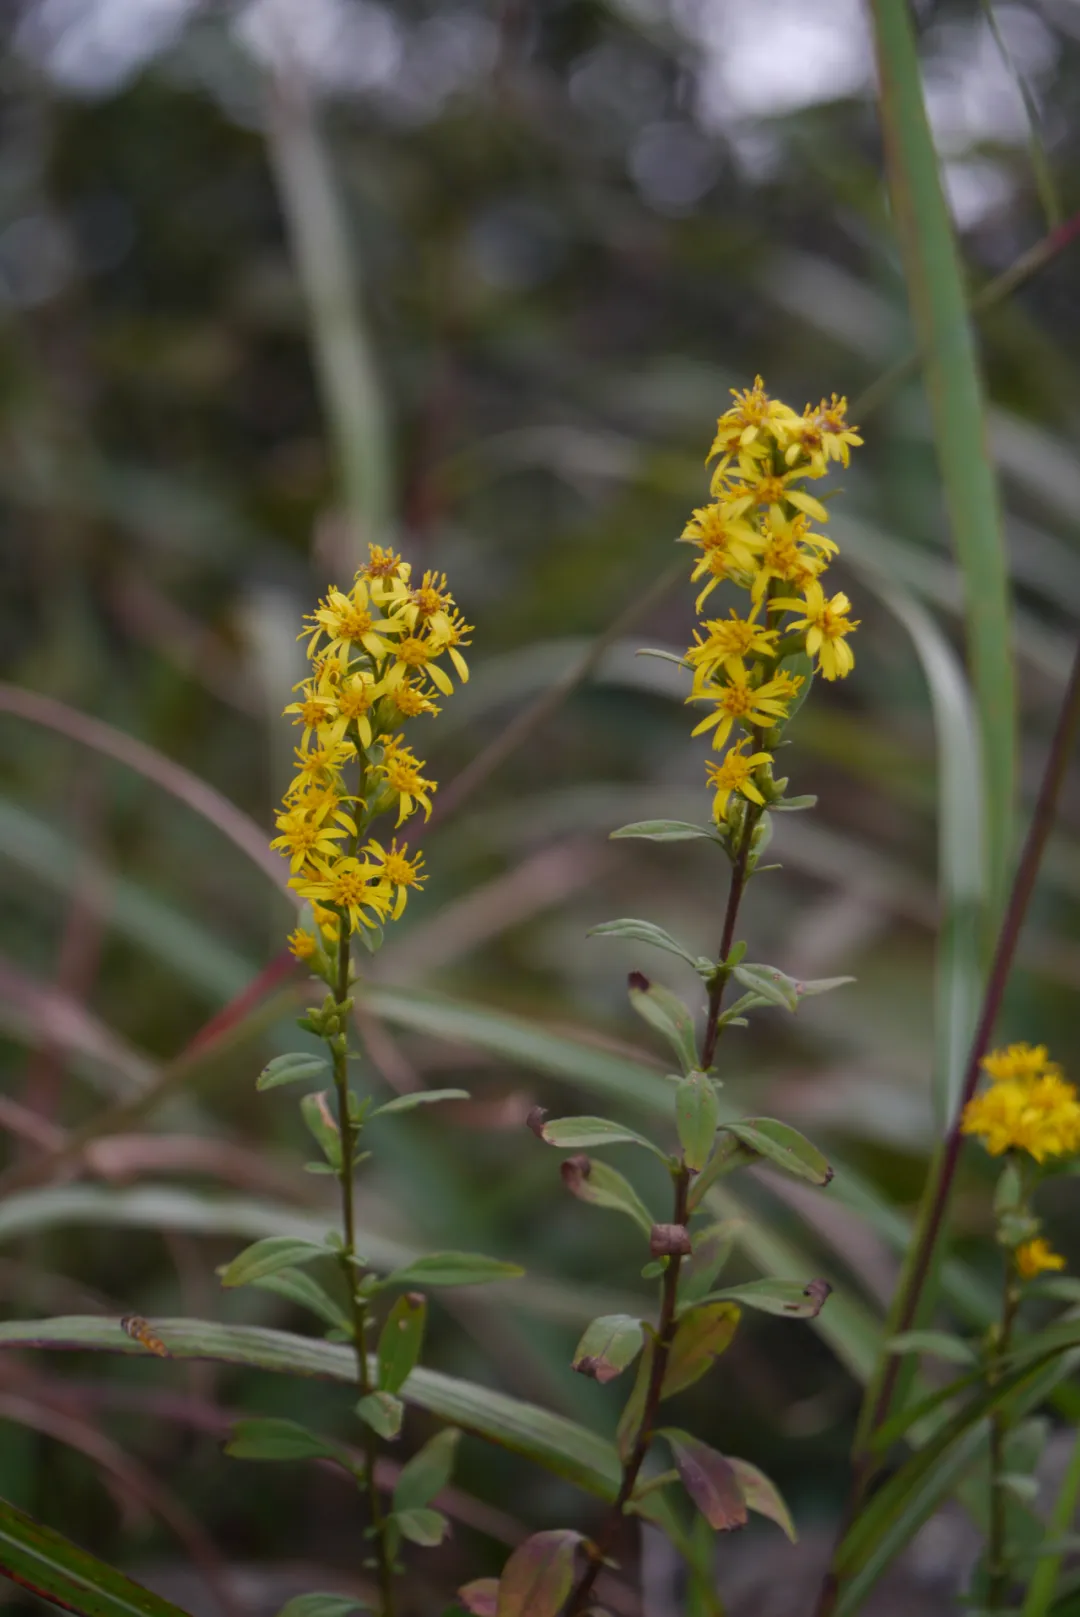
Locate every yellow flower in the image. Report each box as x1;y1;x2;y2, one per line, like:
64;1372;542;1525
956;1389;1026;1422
284;740;356;797
388;678;440;721
1016;1237;1066;1280
426;608;472;684
287;927;318;961
982;1043;1062;1085
270;801;354;873
961;1074;1080;1163
706;376;802;462
320;671;379;749
749;511;837;604
407;571;455;634
770;581;858;681
291;855;392;934
365;838;426;919
373;736;437;825
300;581;397;661
785;395;863;473
705;741;773;820
681;503;763;608
713;454;830;525
283;683;338;750
688;664;797;751
686;606;778;684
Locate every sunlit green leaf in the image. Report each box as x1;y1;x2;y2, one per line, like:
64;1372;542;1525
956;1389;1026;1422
589;918;701;969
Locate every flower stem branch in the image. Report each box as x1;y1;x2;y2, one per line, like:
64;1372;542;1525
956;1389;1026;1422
331;928;396;1617
987;1257;1020;1610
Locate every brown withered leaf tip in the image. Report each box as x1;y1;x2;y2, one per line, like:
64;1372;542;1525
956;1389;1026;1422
560;1154;593;1192
803;1277;832;1315
650;1222;693;1257
525;1105;548;1138
628;970;650;992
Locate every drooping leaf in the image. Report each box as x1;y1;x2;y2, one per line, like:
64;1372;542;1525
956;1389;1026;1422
371;1089;470;1118
384;1253;523;1289
0;1316;622;1500
663;1303;741;1397
0;1493;195;1617
559;1155;655;1236
275;1596;369;1617
393;1508;449;1547
300;1092;343;1171
700;1278;832;1320
541;1115;669;1162
730;964;799;1013
675;1073;720;1173
794;976;856;999
628;974;700;1073
219;1237;330;1289
572;1315;645;1384
589;919;701;970
377;1293;427;1394
678;1221;741;1305
356;1391;403;1440
257;1052;330;1091
393;1428;461;1513
727;1457;797;1542
457;1579;499;1616
664;1430;748;1532
495;1530;584;1617
609;820;720;843
250;1268;351;1333
225;1417;355;1470
721;1120;833;1187
887;1330;978;1366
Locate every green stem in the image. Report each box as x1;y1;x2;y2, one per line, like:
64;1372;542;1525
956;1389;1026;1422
988;1260;1020;1609
331;926;395;1617
1021;1423;1080;1617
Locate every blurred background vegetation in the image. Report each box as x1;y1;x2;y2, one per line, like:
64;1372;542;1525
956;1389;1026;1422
1;0;1079;1611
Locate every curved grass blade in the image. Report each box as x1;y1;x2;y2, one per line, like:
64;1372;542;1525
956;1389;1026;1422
0;1493;193;1617
0;1317;621;1501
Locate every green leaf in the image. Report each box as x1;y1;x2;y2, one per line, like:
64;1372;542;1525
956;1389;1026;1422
675;1073;720;1173
700;1278;831;1320
257;1053;329;1091
730;964;799;1013
457;1579;499;1616
540;1115;669;1162
678;1221;741;1306
887;1330;977;1366
664;1430;748;1531
663;1302;741;1397
384;1253;523;1289
225;1417;355;1469
219;1237;329;1289
300;1092;343;1171
356;1391;403;1440
769;795;818;813
572;1315;645;1384
609;820;719;843
589;919;701;970
628;974;700;1073
0;1316;623;1501
727;1457;797;1542
0;1493;194;1617
795;976;856;999
393;1429;460;1512
393;1508;449;1547
377;1293;427;1394
870;0;1015;912
249;1268;351;1334
685;1137;756;1211
495;1529;584;1617
275;1596;369;1617
559;1155;656;1236
722;1120;833;1187
371;1089;469;1118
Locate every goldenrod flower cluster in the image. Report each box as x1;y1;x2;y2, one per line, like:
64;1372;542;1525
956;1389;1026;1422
961;1043;1080;1164
679;378;861;825
271;546;471;957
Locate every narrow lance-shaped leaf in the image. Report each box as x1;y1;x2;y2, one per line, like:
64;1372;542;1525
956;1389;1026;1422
258;1052;329;1091
610;820;720;843
539;1114;670;1163
382;1252;523;1289
495;1530;585;1617
695;1277;832;1320
250;1268;351;1333
377;1292;427;1393
371;1088;469;1118
731;963;799;1013
393;1428;460;1513
721;1119;833;1187
560;1154;655;1236
0;1493;196;1617
664;1430;748;1532
686;1137;757;1212
628;972;700;1074
572;1315;645;1384
225;1417;356;1471
300;1091;343;1171
887;1330;977;1366
663;1302;741;1398
219;1237;330;1289
589;918;702;970
728;1457;797;1542
675;1073;719;1173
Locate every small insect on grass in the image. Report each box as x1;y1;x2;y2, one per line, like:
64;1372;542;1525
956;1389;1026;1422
120;1315;170;1358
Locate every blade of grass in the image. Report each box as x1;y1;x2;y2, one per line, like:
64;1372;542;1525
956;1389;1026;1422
870;0;1015;914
